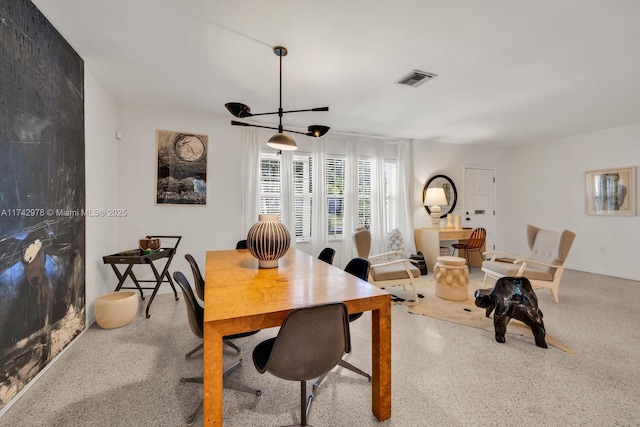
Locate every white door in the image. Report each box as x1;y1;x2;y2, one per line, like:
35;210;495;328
463;167;496;252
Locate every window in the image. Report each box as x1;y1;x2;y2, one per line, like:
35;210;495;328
326;156;345;239
293;154;312;242
259;152;280;215
259;151;313;243
384;160;398;232
358;159;372;229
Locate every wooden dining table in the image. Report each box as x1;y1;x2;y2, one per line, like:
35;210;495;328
203;248;392;425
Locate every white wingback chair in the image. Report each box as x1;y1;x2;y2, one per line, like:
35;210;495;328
481;225;576;303
353;227;421;303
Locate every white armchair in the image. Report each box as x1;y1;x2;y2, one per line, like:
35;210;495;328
481;224;576;303
353;227;421;303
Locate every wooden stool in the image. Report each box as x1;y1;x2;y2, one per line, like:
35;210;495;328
434;256;469;301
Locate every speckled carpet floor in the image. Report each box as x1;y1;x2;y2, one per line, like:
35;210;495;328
1;268;639;426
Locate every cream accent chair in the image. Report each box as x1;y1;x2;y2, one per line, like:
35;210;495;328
481;225;576;303
353;227;421;303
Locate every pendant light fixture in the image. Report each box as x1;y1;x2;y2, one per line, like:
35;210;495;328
225;46;330;151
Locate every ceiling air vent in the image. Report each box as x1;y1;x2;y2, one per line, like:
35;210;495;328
395;70;437;87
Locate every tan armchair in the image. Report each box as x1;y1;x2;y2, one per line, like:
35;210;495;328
353;227;421;303
481;224;576;303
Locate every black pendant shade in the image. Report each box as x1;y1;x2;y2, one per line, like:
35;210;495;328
226;46;330;150
225;102;253;118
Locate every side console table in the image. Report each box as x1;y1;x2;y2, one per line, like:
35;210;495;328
102;235;181;318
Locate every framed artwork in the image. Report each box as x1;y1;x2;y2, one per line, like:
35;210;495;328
585;166;637;216
156;130;208;205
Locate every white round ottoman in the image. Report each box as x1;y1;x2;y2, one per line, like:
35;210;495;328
434;256;470;301
95;291;139;329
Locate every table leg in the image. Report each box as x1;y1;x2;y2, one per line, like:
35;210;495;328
144;261;166;318
203;322;224;425
111;264;145;300
158;263;179;301
371;301;392;421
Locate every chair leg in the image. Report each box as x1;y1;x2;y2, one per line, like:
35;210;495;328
186;398;203;426
313;358;371;391
223;359;262;396
482;273;490;288
185;342;203;359
180;376;203;384
186;339;240;359
410;283;419;304
300;380;314;426
312;372;328;391
224;339;241;353
337;359;371;381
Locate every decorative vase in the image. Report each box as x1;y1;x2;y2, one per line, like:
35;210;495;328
246;214;291;268
446;214;454;229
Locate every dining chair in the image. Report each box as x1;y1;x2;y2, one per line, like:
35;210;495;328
317;247;336;265
252;302;351;426
183;254;258;357
452;227;486;266
236;239;248;249
173;271;261;425
313;257;371;391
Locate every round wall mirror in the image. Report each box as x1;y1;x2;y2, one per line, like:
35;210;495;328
423;175;457;218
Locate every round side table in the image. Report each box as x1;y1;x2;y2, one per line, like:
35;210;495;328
434;256;470;301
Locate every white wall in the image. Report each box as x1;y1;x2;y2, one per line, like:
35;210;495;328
501;123;640;280
103;104;640;301
411;139;507;230
84;68;121;323
115;105;244;286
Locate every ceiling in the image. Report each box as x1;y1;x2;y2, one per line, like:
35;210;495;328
31;0;640;148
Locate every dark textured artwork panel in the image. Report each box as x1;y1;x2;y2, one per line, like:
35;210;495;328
0;0;85;409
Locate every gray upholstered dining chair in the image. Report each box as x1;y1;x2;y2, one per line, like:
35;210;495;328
252;302;351;427
173;271;261;425
481;224;576;303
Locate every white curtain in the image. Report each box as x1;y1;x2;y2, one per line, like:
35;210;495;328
279;149;296;248
311;138;328;256
396;140;416;255
338;137;360;267
240;128;261;239
370;139;387;256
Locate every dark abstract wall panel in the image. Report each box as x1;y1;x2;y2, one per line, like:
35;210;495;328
0;0;85;408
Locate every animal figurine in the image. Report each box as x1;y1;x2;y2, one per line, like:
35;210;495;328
474;276;547;348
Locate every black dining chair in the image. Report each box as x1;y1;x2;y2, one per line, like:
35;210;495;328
317;247;336;265
173;271;261;425
183;254;257;357
253;302;351;426
313;257;371;391
236;239;248;249
185;254;205;301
